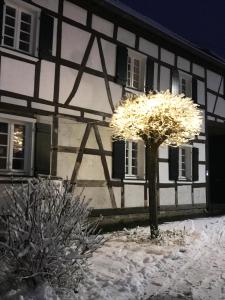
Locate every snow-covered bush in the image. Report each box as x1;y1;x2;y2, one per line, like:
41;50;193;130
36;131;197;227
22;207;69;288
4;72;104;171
0;179;104;295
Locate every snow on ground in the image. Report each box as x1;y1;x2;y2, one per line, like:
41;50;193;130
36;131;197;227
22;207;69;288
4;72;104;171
75;216;225;300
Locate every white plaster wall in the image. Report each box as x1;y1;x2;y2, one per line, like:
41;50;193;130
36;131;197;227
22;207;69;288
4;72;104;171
101;39;116;76
139;38;158;58
159;145;168;159
207;70;224;94
124;185;144;207
193;188;206;204
58;119;85;147
1;96;27;107
61;23;91;63
97;126;113;151
86;38;102;72
154;63;158;90
0;57;35;96
193;143;205;161
59;107;81;117
75;187;112;209
78;155;105;180
113;187;122;208
197;80;205;105
198;165;206;183
84;113;102;121
161;48;175;66
117;27;135;47
39;61;55;101
160;66;170;91
207;92;216;113
109;81;123;107
72;72;112;114
32;102;54;112
57;152;77;179
160;188;175;206
177;56;190;72
200;109;205;133
63;1;87;25
214;97;225;118
193;63;205;78
59;66;78;104
92;15;114;37
159;162;170;183
177;185;192;205
33;0;58;12
86;127;99;149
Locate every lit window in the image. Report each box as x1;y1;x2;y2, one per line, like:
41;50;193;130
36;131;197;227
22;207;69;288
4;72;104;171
0;119;34;174
178;146;192;180
125;141;138;177
127;50;146;90
2;1;39;55
179;72;192;97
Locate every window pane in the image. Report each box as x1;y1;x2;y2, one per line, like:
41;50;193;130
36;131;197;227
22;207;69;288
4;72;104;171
12;159;24;170
20;31;30;43
3;36;14;47
21;21;31;32
0;158;7;169
5;15;15;27
19;41;30;52
13;125;25;159
0;123;8;133
0;146;7;157
21;12;31;24
5;26;15;37
0;134;8;145
6;6;16;17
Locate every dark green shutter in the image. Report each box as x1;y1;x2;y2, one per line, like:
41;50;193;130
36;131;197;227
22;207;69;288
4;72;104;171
112;140;125;179
145;57;154;94
0;0;4;43
39;11;54;58
116;45;128;86
35;123;51;175
192;78;198;103
168;146;179;180
192;147;199;181
172;69;179;94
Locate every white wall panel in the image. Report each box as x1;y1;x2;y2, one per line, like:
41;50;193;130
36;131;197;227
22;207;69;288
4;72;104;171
92;15;114;37
160;188;175;206
159;162;170;183
207;70;224;94
160;66;170;91
78;155;105;180
197;80;205;105
86;38;102;72
0;57;35;96
101;39;116;76
1;96;27;107
207;92;216;113
73;73;112;114
31;102;54;112
58;119;85;147
159;145;168;159
177;56;190;72
193;143;205;161
39;61;55;101
124;185;144;207
117;27;135;47
33;0;58;12
161;48;175;65
198;165;206;183
63;1;87;25
61;23;91;63
139;38;158;58
214;97;225;118
109;81;123;107
154;63;158;90
193;188;206;204
193;63;205;78
75;187;112;209
59;66;78;104
178;185;192;205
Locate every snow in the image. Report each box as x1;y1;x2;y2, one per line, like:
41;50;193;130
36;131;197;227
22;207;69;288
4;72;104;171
74;216;225;300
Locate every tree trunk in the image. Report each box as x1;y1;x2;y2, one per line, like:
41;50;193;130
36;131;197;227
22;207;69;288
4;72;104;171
145;141;159;239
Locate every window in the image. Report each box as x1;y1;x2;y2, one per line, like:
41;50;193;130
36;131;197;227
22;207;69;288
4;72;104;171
2;1;39;55
179;72;192;97
125;141;138;177
127;50;146;90
178;146;192;180
0;118;34;174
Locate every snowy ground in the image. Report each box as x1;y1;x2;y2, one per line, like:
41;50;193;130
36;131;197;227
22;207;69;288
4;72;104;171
75;215;225;300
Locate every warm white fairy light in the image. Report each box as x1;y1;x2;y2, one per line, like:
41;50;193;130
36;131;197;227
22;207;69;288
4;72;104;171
110;90;202;146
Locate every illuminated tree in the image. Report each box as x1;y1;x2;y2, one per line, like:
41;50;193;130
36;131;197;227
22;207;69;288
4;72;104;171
110;91;202;238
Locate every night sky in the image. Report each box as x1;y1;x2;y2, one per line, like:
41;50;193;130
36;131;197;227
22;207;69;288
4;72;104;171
118;0;225;59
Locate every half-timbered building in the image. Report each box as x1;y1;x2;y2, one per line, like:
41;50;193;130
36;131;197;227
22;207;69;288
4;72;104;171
0;0;225;224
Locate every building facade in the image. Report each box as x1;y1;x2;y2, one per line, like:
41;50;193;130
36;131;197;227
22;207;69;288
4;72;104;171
0;0;225;222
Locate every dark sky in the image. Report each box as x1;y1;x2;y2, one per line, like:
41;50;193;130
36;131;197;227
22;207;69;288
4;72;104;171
119;0;225;59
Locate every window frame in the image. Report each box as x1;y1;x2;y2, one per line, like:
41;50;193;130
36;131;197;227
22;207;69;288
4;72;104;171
178;145;192;181
179;71;192;97
126;49;146;91
125;141;138;178
0;115;35;175
1;0;40;56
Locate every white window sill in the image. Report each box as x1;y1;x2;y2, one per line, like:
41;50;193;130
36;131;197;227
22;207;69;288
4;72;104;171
0;46;39;62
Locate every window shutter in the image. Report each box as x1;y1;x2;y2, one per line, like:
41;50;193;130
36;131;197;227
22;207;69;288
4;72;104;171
168;146;179;180
172;69;179;94
112;140;125;179
192;147;199;181
0;0;4;43
35;123;51;175
145;57;154;94
39;11;54;58
116;45;128;86
192;78;198;103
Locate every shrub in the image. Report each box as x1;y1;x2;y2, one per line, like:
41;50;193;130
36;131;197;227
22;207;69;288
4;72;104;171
0;178;104;294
